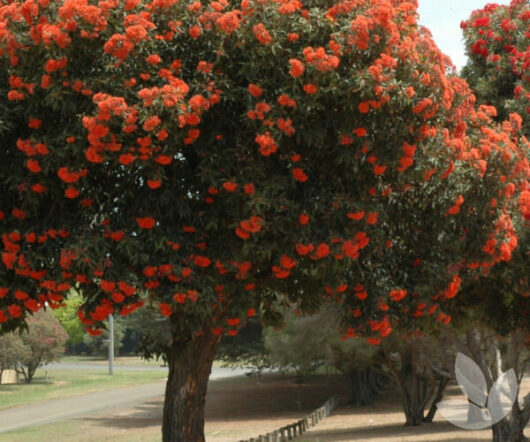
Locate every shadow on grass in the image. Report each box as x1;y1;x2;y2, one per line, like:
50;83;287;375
0;378;52;389
80;374;349;430
80;398;164;429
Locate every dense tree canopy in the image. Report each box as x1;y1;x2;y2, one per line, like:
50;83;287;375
1;0;527;340
1;0;528;439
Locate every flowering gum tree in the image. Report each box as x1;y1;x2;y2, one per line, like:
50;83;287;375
457;4;530;440
1;0;528;439
459;0;530;341
461;0;530;132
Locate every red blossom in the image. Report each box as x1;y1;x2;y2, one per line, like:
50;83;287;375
253;23;272;44
292;168;308;182
137;217;156;229
248;84;263;97
289;59;305;78
389;289;407;302
280;255;297;269
194;256;212;267
223;181;237;192
299;213;310;225
159;303;172;317
347;211;365;221
65;187;80;199
27;159;41;173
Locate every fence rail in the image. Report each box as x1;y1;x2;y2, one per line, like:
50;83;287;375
238;394;338;442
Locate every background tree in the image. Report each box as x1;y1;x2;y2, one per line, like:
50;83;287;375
53;292;157;356
264;306;456;425
0;332;28;381
461;0;529;133
1;0;528;440
217;318;270;372
12;310;68;383
51;290;86;353
265;306;386;407
328;336;386;408
264;308;333;376
118;306;172;360
455;2;530;440
81;314;127;355
379;329;455;426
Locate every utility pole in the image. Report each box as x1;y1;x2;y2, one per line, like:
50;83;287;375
108;314;114;375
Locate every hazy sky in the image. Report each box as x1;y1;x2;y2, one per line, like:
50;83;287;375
417;0;511;70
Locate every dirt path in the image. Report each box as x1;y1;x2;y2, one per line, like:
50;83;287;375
300;377;530;441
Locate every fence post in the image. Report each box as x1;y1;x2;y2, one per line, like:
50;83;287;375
242;394;336;442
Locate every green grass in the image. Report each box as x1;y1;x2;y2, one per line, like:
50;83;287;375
0;419;162;442
0;368;167;410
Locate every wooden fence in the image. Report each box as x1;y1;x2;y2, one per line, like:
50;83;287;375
238;394;338;442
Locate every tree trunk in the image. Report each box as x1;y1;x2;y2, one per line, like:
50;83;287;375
490;402;530;442
14;363;29;383
403;391;425;426
402;370;426;426
26;362;38;384
162;331;221;442
491;418;515;442
423;377;449;423
349;367;382;406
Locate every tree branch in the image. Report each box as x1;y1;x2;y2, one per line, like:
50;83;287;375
421;353;453;379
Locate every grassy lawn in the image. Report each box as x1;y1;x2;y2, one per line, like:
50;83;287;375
0;420;162;442
0;368;167;410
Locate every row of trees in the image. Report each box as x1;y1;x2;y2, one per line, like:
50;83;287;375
242;304;528;436
0;0;528;441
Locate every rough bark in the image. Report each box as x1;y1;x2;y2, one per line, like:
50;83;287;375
349;367;386;406
491;401;530;442
491;418;516;442
162;331;221;442
402;371;429;426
